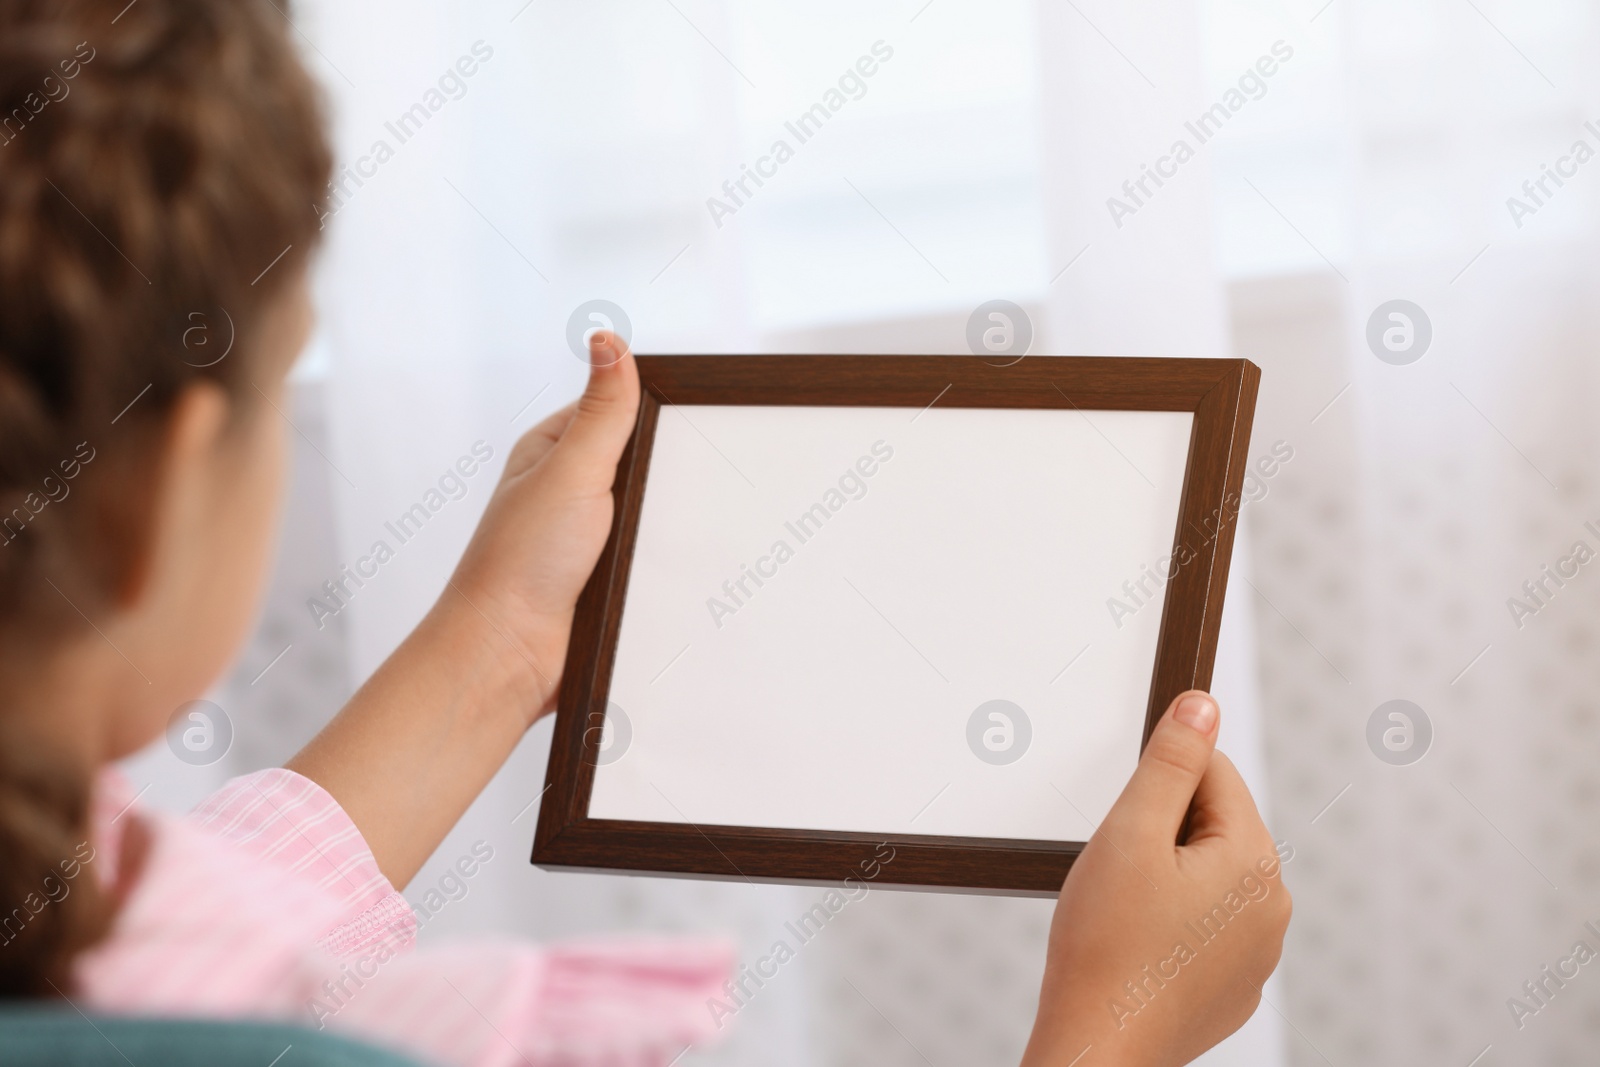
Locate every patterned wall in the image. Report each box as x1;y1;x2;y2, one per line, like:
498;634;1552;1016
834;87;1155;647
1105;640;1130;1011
1234;262;1600;1066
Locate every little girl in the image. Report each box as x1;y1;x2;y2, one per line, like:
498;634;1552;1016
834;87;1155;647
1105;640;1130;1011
0;1;1290;1064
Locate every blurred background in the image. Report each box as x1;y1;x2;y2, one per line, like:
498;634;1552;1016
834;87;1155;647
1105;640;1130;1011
122;0;1600;1063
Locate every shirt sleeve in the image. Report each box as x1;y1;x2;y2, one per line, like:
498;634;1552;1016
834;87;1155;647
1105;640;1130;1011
185;768;737;1066
188;767;417;960
305;936;736;1067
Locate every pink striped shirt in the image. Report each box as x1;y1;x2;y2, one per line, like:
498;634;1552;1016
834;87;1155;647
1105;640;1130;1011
73;768;733;1066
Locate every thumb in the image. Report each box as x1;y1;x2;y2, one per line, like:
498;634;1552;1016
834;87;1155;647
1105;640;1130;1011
545;330;641;483
1100;690;1220;848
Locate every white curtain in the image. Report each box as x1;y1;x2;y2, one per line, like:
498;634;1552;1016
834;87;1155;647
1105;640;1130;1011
1201;2;1600;1065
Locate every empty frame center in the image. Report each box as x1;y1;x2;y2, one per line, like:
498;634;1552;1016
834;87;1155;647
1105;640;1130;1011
587;403;1194;842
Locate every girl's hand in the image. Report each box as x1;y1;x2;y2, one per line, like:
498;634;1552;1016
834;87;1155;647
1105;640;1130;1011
446;330;640;721
1021;691;1291;1067
289;331;642;887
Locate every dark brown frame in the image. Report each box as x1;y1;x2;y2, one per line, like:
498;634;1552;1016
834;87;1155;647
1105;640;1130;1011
533;355;1260;896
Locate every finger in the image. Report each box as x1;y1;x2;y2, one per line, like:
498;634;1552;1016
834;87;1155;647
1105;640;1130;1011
1177;751;1260;844
1182;751;1266;850
1100;690;1219;848
543;330;641;486
505;401;577;477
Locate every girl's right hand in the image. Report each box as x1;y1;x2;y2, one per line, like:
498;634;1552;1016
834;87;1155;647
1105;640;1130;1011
1021;691;1291;1067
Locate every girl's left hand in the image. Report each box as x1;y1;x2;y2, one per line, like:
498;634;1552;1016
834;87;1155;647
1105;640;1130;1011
288;330;641;886
445;329;640;721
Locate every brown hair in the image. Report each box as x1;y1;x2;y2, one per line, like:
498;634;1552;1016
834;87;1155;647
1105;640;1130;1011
0;0;330;995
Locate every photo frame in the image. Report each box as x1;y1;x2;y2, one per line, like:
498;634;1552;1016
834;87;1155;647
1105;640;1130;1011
532;354;1260;896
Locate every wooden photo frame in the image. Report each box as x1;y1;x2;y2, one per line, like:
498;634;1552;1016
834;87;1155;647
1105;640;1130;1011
533;354;1260;896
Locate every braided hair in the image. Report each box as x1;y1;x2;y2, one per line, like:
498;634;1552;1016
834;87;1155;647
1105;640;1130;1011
0;0;331;995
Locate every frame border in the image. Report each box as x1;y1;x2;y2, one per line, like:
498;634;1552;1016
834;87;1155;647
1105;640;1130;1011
533;355;1260;895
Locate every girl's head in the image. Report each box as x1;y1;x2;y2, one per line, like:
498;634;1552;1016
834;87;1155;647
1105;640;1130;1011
0;0;329;993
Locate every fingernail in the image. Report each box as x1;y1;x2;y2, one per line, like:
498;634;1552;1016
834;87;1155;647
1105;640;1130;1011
1173;694;1217;733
